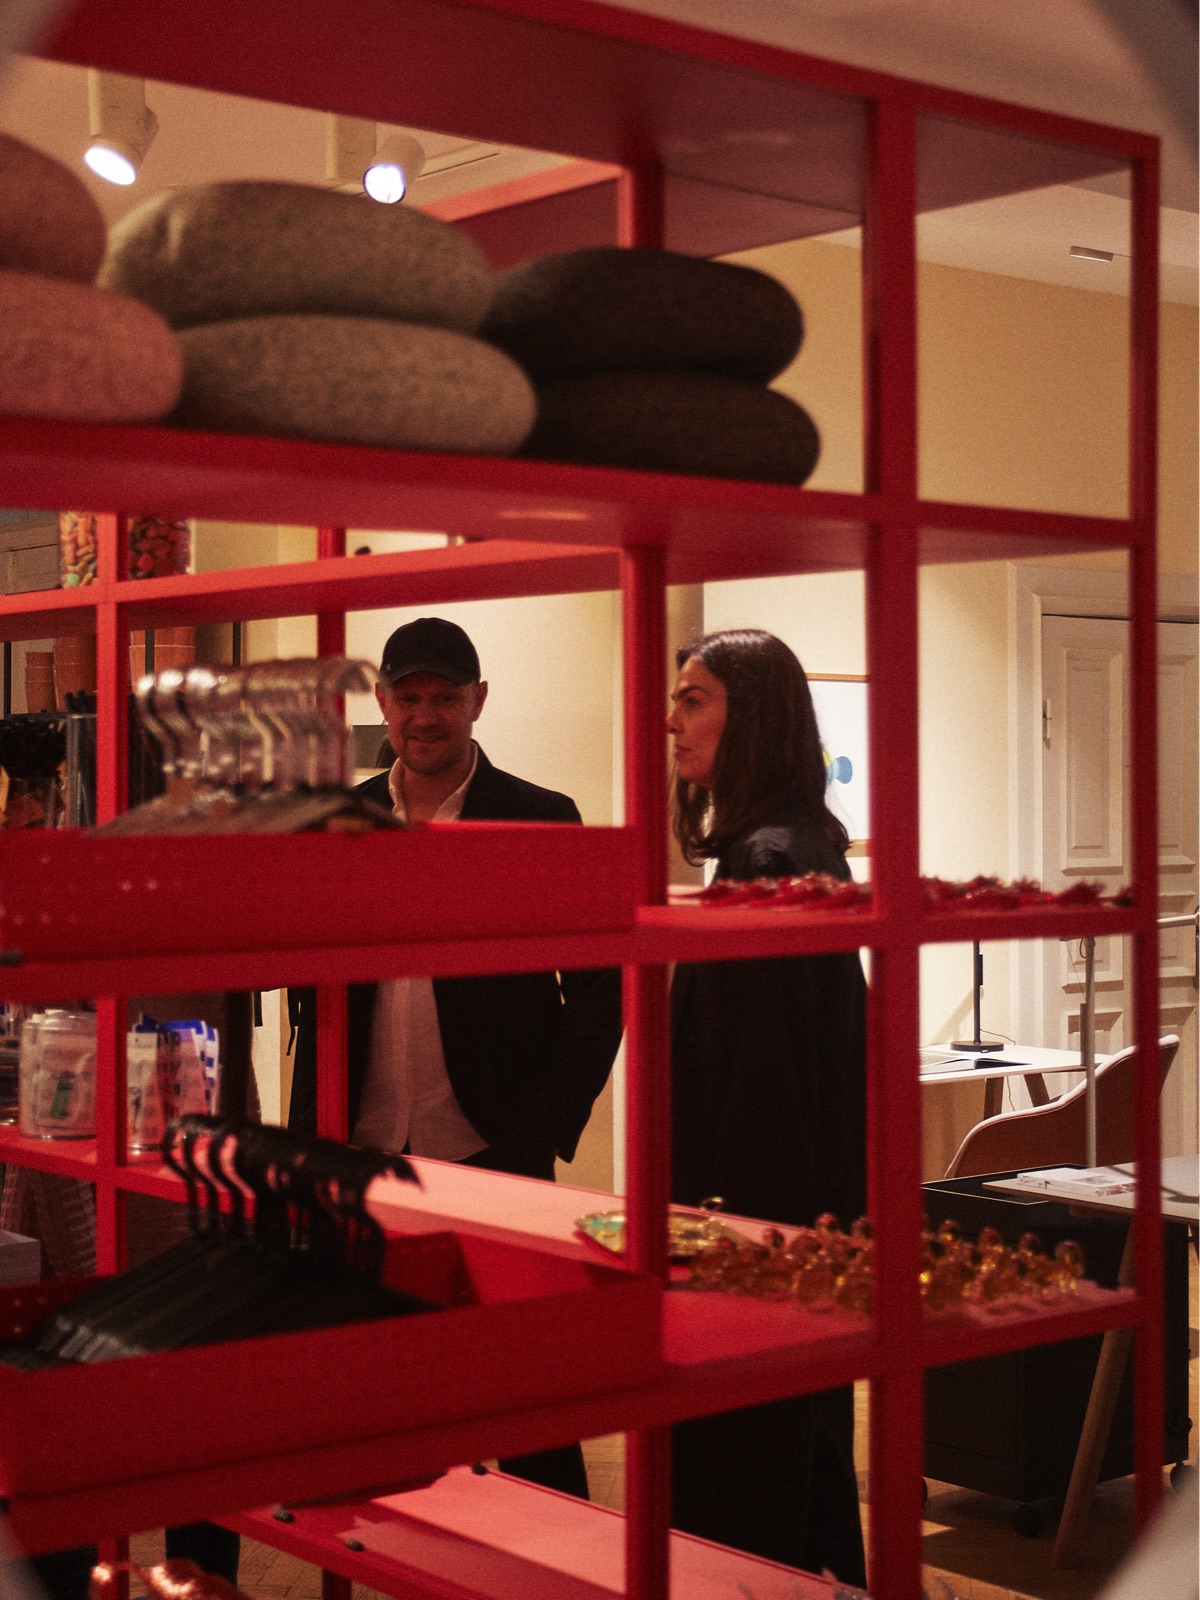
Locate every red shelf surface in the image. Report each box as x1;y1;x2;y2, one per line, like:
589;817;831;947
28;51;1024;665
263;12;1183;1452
224;1465;843;1600
0;897;1139;1003
0;420;1139;597
0;540;623;641
0;823;634;963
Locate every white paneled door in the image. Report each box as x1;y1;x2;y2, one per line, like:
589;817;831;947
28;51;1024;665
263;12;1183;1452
1040;615;1198;1154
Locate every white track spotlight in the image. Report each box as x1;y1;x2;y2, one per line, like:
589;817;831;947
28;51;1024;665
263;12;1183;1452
84;70;158;186
363;132;425;204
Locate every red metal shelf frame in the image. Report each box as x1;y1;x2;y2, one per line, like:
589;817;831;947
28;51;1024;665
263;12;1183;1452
0;2;1164;1597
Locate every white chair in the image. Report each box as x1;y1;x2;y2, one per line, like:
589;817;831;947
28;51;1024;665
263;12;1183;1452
944;1035;1181;1180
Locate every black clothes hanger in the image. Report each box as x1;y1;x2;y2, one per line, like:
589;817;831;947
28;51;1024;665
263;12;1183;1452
0;1119;426;1369
0;1120;231;1371
26;1121;249;1365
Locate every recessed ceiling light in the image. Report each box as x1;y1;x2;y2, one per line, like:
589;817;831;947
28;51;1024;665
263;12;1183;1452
1069;245;1115;263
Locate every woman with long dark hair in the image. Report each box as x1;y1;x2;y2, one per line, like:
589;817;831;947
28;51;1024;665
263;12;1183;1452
667;627;868;1586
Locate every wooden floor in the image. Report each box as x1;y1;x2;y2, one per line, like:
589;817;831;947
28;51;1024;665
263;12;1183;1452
127;1250;1197;1600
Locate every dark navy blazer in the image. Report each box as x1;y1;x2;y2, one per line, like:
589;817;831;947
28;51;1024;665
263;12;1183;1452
287;745;622;1178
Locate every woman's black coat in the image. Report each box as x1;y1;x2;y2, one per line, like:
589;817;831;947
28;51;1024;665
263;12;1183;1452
670;806;867;1231
668;801;869;1586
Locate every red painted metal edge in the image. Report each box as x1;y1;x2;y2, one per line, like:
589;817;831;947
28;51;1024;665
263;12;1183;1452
862;92;924;1600
44;0;1159;169
1128;140;1165;1534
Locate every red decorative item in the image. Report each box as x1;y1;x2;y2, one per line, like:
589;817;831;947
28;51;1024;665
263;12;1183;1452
693;872;1113;913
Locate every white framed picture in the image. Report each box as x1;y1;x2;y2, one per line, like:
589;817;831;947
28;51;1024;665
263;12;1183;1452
808;675;869;849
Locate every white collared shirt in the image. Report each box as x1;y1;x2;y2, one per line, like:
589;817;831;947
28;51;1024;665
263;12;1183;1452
351;745;487;1160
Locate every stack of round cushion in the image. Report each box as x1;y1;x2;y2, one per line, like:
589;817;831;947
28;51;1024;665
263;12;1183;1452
480;247;819;485
99;181;535;455
0;132;182;424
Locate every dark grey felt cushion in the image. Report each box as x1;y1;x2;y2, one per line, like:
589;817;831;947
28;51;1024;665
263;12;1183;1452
522;371;820;485
100;181;494;332
172;316;535;454
0;132;107;283
483;248;803;383
0;270;182;423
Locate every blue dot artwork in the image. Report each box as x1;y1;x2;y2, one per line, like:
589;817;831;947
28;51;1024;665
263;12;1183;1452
824;752;854;788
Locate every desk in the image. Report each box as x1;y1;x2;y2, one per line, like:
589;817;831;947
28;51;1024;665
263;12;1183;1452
920;1045;1106;1120
988;1157;1198;1567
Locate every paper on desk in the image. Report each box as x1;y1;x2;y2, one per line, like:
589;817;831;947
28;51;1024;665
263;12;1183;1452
1013;1166;1135;1198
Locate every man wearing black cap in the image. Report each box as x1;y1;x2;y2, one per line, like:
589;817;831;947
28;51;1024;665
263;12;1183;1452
288;618;621;1497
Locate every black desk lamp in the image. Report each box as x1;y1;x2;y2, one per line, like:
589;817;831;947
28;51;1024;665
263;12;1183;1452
952;941;1003;1052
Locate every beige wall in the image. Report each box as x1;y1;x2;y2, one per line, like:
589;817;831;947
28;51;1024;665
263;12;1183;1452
733;236;1198;574
726;236;1197;1174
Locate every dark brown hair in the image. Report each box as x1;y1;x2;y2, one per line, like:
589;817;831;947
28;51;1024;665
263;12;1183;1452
672;627;849;864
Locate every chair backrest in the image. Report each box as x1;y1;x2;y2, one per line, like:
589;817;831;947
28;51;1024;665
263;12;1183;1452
944;1035;1181;1180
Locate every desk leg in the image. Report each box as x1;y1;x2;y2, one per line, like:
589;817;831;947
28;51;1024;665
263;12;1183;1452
1052;1228;1135;1568
1026;1073;1051;1107
983;1077;1004;1119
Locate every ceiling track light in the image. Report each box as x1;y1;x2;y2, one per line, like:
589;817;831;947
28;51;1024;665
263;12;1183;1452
1069;244;1116;263
84;70;158;186
324;116;426;204
363;132;425;205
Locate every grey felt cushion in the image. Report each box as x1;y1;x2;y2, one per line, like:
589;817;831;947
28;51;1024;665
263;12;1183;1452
100;181;494;332
522;371;820;485
172;316;536;454
0;133;107;283
483;248;803;383
0;270;182;423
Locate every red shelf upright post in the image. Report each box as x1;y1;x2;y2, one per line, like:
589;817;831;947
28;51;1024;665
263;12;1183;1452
620;157;672;1600
94;512;128;828
1127;146;1164;1532
316;526;348;658
315;525;350;1143
93;512;130;1281
862;93;926;1600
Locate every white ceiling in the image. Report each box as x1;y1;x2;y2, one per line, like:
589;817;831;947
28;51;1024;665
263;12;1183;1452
0;0;1196;303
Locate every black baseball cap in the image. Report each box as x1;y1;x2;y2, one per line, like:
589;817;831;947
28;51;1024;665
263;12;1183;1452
379;617;481;686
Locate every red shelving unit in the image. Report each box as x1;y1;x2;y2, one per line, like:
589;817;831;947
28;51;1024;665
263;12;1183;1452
0;3;1163;1598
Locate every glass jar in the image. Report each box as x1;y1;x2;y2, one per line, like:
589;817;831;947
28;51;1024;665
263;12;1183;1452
127;517;192;580
19;1008;96;1139
58;511;98;588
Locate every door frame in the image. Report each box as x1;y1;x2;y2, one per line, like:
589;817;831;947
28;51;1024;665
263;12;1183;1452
1009;564;1198;1043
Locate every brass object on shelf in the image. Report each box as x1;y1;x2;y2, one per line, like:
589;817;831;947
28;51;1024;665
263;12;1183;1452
576;1200;749;1262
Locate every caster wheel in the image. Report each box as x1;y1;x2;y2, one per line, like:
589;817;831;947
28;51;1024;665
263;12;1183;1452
1012;1504;1042;1538
1169;1461;1195;1489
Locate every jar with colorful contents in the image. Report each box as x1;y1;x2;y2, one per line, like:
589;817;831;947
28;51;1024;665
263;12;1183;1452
127;516;191;579
58;511;98;587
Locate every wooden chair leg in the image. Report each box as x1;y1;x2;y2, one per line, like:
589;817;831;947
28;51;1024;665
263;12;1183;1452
1025;1072;1051;1107
1052;1228;1136;1569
